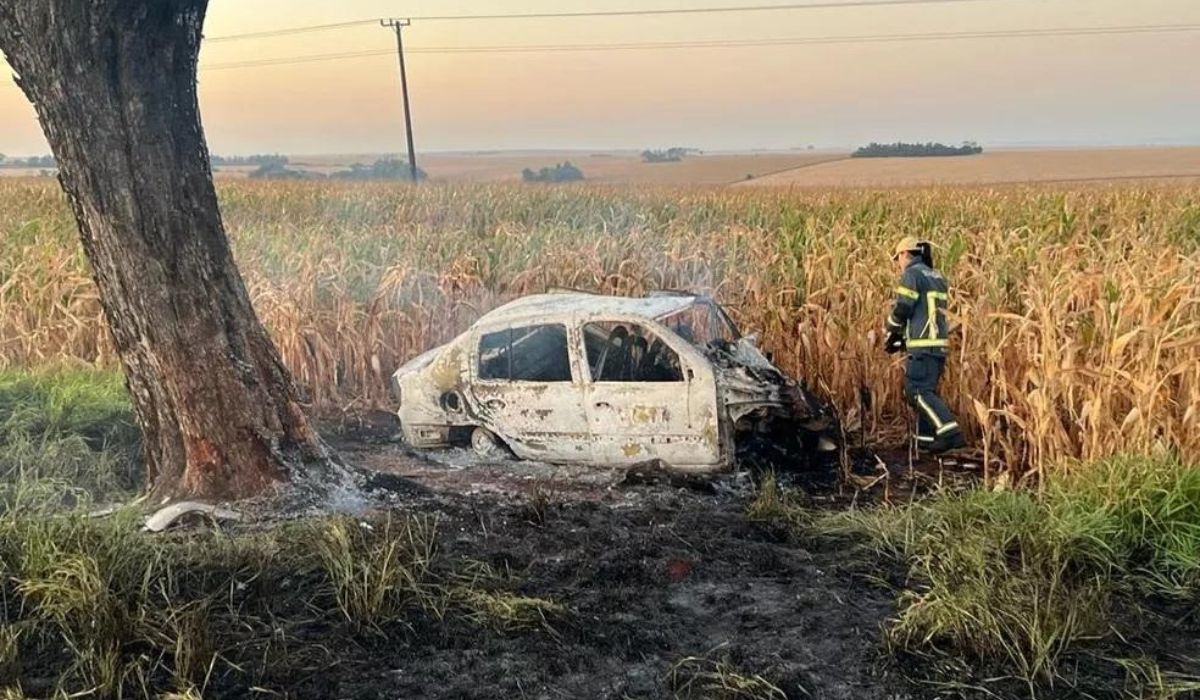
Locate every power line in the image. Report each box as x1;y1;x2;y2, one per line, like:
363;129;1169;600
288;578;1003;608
411;0;1002;21
206;19;377;42
412;23;1200;50
198;23;1200;71
5;21;1199;81
203;50;391;70
205;0;1008;42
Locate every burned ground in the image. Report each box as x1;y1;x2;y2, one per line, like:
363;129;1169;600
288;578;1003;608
5;412;1195;699
3;464;903;699
317;490;902;700
259;426;900;698
304;432;1200;700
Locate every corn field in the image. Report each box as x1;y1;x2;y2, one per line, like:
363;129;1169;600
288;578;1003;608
1;178;1198;477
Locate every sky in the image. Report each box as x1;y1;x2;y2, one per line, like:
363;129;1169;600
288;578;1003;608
1;0;1199;156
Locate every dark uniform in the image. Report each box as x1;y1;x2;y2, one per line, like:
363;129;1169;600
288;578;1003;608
885;257;963;450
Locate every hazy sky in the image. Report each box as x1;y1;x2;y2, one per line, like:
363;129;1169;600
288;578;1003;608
1;0;1199;155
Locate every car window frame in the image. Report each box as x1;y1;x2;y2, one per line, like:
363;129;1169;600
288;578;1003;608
471;321;578;385
579;315;696;385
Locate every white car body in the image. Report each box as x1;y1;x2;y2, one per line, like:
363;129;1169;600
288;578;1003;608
392;292;834;472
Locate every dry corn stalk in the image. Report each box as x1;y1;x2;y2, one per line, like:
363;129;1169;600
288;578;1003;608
1;178;1198;478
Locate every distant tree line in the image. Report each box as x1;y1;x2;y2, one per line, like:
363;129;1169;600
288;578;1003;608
331;158;427;181
247;162;320;180
852;141;983;158
0;154;57;168
522;162;584;183
641;147;699;163
248;157;427;181
211;154;288;168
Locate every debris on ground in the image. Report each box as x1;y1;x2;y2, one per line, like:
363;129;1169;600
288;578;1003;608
143;500;244;532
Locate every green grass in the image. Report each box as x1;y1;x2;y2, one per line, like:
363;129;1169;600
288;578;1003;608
313;514;438;632
0;367;132;445
810;454;1200;694
1047;455;1200;594
0;367;139;508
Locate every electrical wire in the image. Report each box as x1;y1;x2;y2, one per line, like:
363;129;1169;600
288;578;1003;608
409;0;1005;21
205;0;1010;42
206;19;378;42
199;23;1200;71
4;21;1198;82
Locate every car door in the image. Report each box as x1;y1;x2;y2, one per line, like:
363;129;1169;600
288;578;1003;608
467;322;593;462
581;318;722;469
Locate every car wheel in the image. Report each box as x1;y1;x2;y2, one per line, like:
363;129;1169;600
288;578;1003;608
470;427;502;458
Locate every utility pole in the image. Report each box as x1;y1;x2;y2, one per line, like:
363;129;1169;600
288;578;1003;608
382;18;419;183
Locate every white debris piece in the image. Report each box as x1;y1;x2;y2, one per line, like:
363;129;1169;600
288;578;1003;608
143;501;244;533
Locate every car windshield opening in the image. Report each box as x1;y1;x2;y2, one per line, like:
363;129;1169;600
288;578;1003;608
658;300;739;349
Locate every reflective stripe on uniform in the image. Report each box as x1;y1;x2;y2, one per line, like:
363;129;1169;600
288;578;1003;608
907;338;949;349
896;286;920;300
936;421;960;436
916;435;936;443
916;395;945;430
925;291;948;340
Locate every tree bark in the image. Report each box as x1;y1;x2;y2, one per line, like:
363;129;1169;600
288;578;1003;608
0;0;325;501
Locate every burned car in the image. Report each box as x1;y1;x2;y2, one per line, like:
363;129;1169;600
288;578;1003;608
392;291;838;472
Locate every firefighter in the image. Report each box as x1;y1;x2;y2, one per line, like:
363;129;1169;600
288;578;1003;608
884;237;966;453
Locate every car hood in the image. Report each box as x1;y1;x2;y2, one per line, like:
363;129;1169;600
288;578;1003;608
394;345;442;379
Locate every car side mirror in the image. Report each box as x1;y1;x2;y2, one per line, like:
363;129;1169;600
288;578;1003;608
686;367;695;381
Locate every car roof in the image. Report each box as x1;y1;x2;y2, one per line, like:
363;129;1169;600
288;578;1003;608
477;292;698;327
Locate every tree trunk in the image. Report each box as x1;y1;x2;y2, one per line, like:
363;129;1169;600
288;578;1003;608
0;0;326;501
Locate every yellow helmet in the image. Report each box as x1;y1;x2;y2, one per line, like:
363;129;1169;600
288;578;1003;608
892;236;925;261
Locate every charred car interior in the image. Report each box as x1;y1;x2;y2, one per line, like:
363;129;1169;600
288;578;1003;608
392;291;839;472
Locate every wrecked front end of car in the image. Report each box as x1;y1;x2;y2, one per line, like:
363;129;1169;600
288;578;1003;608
707;339;840;468
392;336;474;450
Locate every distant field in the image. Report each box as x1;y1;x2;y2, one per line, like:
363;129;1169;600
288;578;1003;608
418;151;844;185
9;152;842;184
249;151;846;186
14;147;1200;186
0;167;54;178
743;146;1200;187
216;147;1200;186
